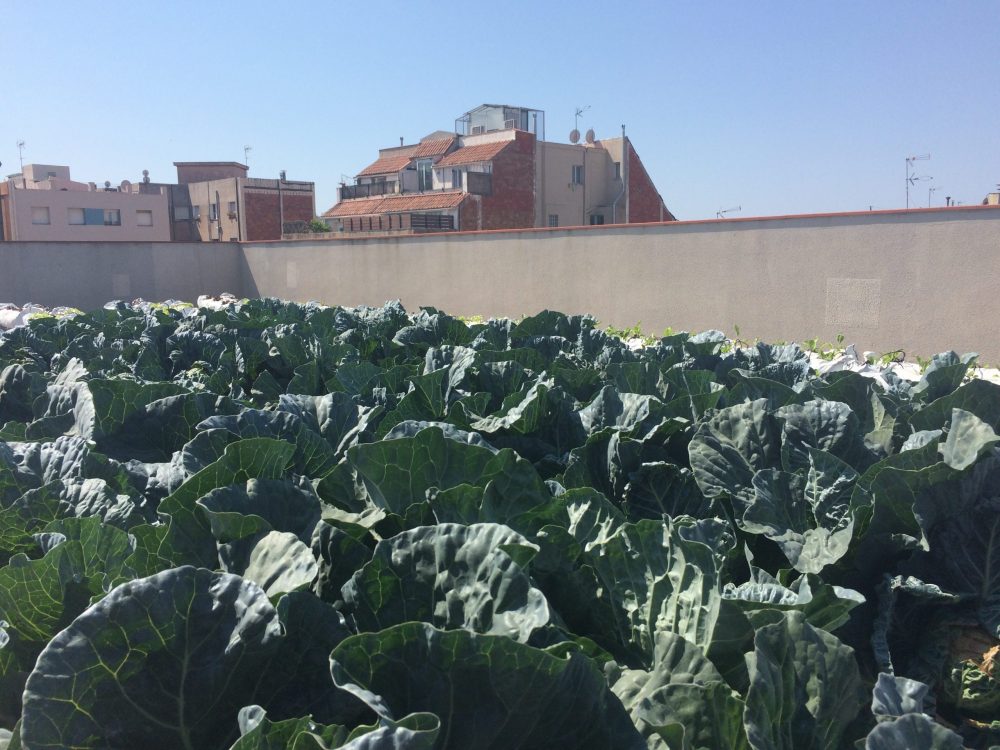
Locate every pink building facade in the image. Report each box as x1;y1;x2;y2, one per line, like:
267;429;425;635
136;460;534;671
0;164;170;242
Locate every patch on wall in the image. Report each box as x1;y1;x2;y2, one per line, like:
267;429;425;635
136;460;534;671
286;262;298;289
824;277;881;328
112;273;131;298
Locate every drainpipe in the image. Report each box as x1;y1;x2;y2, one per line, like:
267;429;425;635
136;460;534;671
623;127;630;224
215;189;222;241
611;124;626;223
278;172;285;239
234;177;242;241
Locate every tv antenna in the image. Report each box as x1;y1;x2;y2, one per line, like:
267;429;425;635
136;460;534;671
243;145;252;166
716;205;741;219
17;140;25;170
574;105;590;132
905;154;931;208
928;185;939;207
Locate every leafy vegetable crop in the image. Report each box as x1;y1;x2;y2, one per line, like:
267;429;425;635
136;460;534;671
1;298;999;749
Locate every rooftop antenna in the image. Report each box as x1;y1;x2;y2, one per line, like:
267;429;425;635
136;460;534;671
570;106;590;144
905;154;931;208
17;140;25;171
928;185;939;208
716;205;741;219
243;145;252;166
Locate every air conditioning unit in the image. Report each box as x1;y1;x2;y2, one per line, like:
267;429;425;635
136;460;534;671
470;125;486;135
504;119;518;130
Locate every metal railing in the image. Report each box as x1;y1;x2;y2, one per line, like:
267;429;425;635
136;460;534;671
339;181;398;200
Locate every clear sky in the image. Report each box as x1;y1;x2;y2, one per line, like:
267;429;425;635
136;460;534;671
2;1;998;220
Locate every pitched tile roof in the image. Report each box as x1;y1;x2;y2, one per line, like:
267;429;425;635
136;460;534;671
323;191;467;218
356;153;414;177
413;137;456;158
435;140;512;167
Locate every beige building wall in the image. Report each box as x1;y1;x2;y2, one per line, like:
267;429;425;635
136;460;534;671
0;241;241;310
241;207;1000;361
21;164;72;182
536;141;618;227
5;186;170;242
4;207;1000;361
183;179;243;242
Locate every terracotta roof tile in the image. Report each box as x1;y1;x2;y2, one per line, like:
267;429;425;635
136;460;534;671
356;153;414;177
435;140;512;168
323;191;467;218
413;137;456;158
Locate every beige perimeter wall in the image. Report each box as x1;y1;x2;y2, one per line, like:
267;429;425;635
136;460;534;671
3;206;1000;361
0;241;241;311
242;207;1000;361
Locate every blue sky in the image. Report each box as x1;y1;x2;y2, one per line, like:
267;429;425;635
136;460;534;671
2;1;997;220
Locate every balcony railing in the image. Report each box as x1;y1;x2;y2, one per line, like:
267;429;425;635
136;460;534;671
341;212;455;233
339;181;398;200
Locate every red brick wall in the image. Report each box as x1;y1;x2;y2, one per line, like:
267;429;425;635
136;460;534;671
627;143;675;223
478;131;536;230
458;196;480;231
243;191;314;241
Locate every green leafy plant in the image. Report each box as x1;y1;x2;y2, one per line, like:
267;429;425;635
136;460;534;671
0;300;995;748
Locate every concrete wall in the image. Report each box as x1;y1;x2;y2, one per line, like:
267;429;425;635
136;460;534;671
0;241;241;310
241;207;1000;362
3;207;1000;361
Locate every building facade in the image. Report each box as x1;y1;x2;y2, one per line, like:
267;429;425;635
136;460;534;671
168;162;316;242
0;164;170;242
324;104;674;234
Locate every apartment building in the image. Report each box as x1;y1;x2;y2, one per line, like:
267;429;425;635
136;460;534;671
168;162;315;242
0;164;170;242
323;104;675;234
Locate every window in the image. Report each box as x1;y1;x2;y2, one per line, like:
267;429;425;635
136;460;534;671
31;207;50;225
572;165;584;185
227;201;237;216
84;208;104;225
209;203;218;221
452;169;462;189
46;171;57;179
548;214;559;227
192;205;201;220
104;209;121;226
174;206;191;221
589;214;605;225
417;160;433;191
136;210;153;227
614;162;621;180
68;208;85;225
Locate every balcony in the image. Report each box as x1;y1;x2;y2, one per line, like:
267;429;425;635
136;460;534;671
466;172;492;196
339;181;398;200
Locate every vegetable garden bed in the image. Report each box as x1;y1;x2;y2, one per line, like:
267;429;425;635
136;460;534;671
0;298;998;749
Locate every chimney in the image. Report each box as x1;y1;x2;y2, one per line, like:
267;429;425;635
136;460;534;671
946;196;952;206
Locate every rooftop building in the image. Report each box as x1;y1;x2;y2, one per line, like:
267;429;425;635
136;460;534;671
0;164;170;242
323;104;675;234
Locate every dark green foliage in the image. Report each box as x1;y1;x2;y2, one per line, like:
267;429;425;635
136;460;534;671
0;299;996;748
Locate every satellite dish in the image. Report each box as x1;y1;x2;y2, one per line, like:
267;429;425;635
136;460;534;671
142;169;150;183
104;181;111;189
569;129;580;144
585;128;595;144
120;180;132;191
